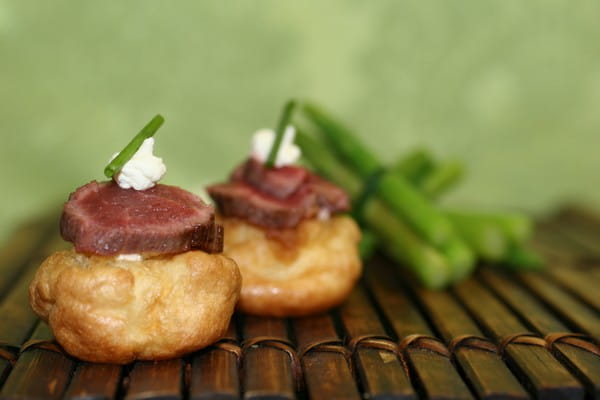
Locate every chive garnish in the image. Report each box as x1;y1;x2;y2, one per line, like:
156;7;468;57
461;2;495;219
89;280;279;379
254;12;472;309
104;114;165;178
265;100;297;168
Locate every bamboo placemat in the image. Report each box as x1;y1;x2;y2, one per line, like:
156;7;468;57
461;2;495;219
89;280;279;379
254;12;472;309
0;207;598;400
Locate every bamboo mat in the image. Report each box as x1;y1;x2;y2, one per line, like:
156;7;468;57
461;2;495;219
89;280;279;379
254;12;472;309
0;207;599;400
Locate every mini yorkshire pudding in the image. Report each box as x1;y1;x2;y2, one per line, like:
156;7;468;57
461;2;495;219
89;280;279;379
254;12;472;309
219;214;361;317
30;249;241;364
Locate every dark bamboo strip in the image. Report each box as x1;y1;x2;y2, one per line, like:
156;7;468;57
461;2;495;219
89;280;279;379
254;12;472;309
339;284;417;400
300;351;357;400
550;341;600;400
550;215;600;259
0;321;75;400
479;270;567;334
347;267;471;400
0;234;66;358
365;262;474;400
0;360;11;387
480;269;600;398
189;320;240;400
533;222;589;265
363;262;433;340
411;286;528;400
518;272;600;338
530;238;577;266
0;215;54;301
292;314;360;400
0;355;16;387
454;278;584;399
556;206;600;230
557;209;600;240
537;220;598;263
124;359;183;400
0;261;41;349
241;316;296;400
63;362;122;400
546;267;600;312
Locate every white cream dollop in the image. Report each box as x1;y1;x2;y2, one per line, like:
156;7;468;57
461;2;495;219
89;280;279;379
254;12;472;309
112;138;166;190
116;253;143;262
251;125;301;167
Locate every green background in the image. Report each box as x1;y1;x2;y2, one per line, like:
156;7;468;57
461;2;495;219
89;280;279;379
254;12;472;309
1;1;599;242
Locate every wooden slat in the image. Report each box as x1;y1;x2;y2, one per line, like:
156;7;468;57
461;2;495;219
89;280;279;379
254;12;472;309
340;283;417;400
546;267;600;312
479;269;567;334
356;347;415;400
125;359;183;400
0;360;12;387
63;363;122;400
537;220;598;263
412;286;528;400
551;211;600;259
189;321;240;400
0;215;54;301
454;278;584;399
0;322;75;400
0;234;66;349
551;342;600;399
364;265;432;339
518;272;600;338
364;262;473;400
0;262;41;348
480;269;600;397
503;348;583;400
301;352;359;400
293;314;339;350
241;316;296;400
292;314;360;400
533;223;587;264
556;206;600;228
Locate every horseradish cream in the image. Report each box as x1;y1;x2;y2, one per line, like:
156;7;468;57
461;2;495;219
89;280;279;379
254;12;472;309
113;138;166;190
251;125;301;167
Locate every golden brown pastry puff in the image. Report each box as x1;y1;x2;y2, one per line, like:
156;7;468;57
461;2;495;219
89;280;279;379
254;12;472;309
208;157;362;317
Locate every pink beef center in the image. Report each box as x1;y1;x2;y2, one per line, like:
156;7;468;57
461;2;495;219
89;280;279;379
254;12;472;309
78;183;211;229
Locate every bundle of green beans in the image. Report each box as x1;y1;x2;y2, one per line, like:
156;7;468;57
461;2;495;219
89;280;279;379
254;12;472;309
298;103;542;288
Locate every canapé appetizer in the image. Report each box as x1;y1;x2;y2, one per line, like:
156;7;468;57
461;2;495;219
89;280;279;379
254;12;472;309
29;115;241;364
207;102;362;317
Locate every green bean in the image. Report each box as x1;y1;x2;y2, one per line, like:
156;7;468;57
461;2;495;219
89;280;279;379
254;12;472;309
446;211;533;244
440;236;476;281
392;148;435;184
303;103;381;177
446;212;509;262
376;172;455;246
363;199;452;289
297;130;453;288
304;103;457;247
295;130;361;197
419;161;465;199
503;245;544;270
358;230;378;260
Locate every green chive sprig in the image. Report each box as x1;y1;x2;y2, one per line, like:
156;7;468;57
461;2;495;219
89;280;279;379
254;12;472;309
104;114;165;178
265;100;297;168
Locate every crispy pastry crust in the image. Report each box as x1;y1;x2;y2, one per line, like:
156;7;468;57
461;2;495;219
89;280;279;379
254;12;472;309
220;215;362;317
29;250;241;364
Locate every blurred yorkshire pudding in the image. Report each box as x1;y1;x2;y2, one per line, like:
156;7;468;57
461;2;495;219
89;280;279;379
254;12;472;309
220;214;361;317
30;249;241;364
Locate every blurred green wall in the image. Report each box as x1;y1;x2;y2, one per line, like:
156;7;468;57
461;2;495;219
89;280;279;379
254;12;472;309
1;1;599;242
